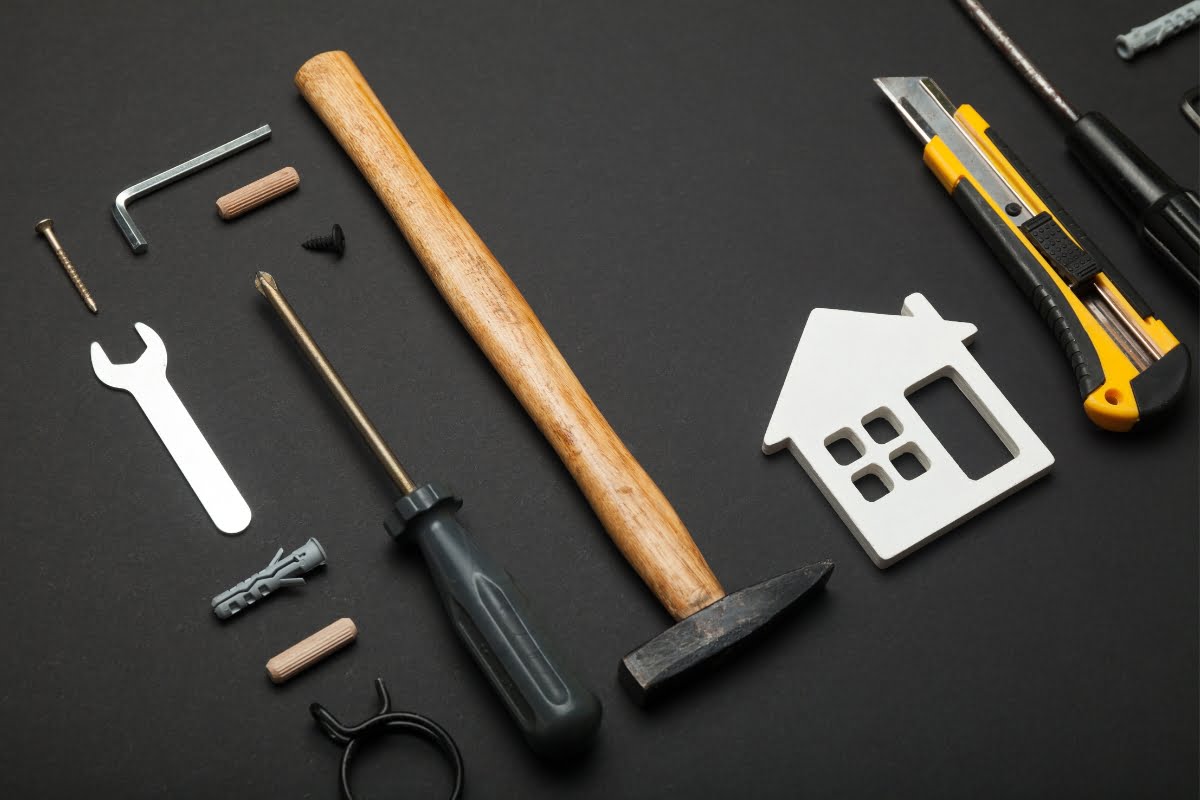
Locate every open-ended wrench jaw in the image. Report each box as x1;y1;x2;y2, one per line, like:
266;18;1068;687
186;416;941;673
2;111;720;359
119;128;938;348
90;322;167;390
90;322;251;535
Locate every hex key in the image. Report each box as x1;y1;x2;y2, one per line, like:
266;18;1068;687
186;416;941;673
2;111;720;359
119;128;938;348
112;124;271;254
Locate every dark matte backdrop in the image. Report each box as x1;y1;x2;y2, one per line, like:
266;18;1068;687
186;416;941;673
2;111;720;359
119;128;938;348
2;1;1196;797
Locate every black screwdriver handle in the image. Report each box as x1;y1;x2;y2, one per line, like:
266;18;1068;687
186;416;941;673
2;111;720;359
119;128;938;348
1066;112;1200;291
384;484;601;758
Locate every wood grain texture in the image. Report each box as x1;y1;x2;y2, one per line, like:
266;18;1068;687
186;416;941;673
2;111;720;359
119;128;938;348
265;617;357;684
295;51;724;621
216;166;299;220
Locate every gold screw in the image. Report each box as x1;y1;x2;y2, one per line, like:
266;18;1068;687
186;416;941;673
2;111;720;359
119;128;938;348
34;218;98;314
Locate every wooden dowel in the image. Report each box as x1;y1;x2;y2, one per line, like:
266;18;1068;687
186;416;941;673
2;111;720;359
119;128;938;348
216;166;300;220
266;617;357;684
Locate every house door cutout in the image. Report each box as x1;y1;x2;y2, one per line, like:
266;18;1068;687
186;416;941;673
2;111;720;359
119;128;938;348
763;293;1054;567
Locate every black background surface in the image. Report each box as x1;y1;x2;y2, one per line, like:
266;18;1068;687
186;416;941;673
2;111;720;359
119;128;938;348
2;1;1197;797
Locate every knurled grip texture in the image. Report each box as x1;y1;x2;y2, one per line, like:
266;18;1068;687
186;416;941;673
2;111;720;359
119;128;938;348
216;166;300;220
952;179;1103;399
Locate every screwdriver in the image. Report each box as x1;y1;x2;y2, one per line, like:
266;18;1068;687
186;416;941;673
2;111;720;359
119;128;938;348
957;0;1200;291
254;272;601;758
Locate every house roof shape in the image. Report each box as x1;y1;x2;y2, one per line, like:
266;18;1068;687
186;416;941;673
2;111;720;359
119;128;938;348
762;293;1053;567
764;293;976;452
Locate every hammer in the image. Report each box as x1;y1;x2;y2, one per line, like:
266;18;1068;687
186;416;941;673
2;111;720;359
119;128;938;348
295;51;833;704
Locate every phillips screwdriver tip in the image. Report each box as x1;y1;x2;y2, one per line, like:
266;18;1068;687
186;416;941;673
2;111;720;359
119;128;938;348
254;271;277;295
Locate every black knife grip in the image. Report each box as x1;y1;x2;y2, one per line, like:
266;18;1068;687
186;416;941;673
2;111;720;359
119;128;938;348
951;179;1105;399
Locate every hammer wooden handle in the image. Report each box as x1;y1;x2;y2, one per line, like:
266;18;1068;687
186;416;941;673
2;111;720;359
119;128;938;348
296;51;723;621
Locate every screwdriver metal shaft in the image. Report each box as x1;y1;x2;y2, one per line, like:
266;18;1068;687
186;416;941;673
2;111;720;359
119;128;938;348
956;0;1200;290
253;271;601;758
957;0;1079;124
255;271;416;493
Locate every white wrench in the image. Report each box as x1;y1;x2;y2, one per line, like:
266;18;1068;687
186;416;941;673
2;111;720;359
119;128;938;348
91;323;251;534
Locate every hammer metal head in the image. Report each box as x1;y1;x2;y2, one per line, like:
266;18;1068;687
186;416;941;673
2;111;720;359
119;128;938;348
619;560;834;705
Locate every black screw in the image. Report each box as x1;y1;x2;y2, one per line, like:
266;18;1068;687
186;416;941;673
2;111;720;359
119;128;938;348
1004;203;1022;217
302;224;345;257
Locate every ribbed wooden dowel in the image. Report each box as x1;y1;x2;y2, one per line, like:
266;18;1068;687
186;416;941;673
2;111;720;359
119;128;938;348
266;617;357;684
216;166;300;220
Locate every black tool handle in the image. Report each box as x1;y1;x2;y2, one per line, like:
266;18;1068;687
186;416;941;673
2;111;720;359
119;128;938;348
950;127;1190;425
1066;112;1200;291
385;484;601;759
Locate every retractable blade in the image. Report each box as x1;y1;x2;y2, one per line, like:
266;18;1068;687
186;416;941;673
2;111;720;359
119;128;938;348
876;76;1189;432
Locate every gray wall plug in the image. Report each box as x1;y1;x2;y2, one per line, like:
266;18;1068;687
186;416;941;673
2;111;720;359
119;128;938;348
1116;1;1200;60
212;538;327;619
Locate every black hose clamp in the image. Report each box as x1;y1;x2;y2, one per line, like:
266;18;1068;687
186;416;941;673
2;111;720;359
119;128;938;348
310;678;464;799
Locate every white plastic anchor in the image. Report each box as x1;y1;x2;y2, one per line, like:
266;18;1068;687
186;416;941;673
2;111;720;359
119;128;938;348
91;322;251;534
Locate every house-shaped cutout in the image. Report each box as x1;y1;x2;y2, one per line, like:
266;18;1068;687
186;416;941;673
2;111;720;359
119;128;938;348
763;293;1053;567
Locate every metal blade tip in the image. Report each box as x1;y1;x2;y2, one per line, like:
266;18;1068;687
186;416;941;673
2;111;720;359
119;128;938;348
874;76;928;100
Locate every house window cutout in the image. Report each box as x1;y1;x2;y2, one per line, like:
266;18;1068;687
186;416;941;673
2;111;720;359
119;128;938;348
824;429;864;466
852;465;893;502
906;373;1014;480
762;293;1054;568
890;445;927;481
862;410;902;444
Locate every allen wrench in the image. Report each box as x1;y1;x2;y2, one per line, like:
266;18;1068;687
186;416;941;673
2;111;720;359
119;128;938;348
310;679;464;800
113;124;271;253
1183;87;1200;132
